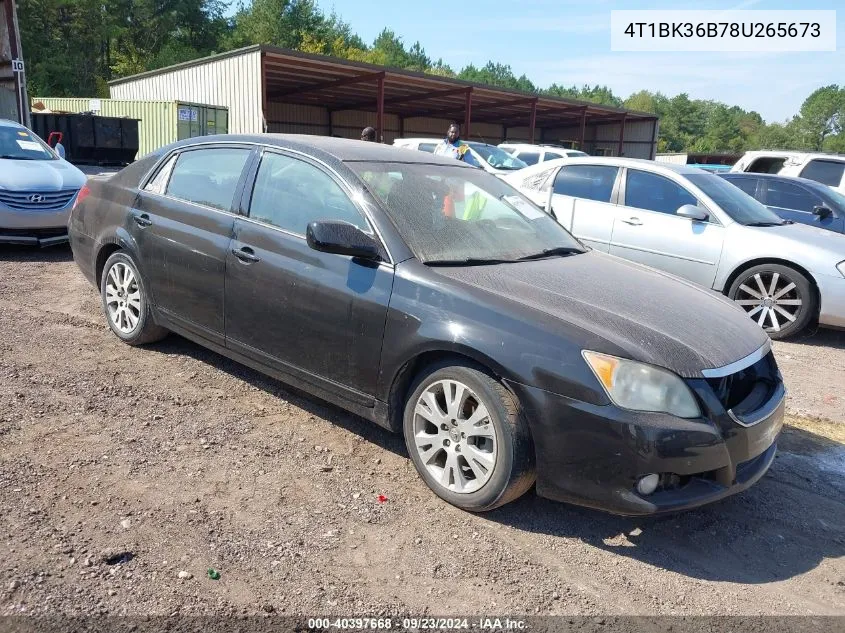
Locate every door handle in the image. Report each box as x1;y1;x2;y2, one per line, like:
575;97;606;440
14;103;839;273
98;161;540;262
133;213;152;228
620;217;643;226
232;246;260;264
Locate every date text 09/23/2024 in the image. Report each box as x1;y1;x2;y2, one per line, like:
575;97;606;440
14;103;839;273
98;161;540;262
307;618;527;630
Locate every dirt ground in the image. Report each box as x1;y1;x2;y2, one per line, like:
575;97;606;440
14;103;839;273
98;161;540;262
1;245;844;619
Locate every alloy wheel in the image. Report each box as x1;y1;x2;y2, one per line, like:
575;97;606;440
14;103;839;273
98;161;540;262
734;270;803;334
411;379;498;494
105;262;142;334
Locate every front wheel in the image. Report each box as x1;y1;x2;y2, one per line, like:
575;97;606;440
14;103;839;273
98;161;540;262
727;264;816;340
403;362;535;512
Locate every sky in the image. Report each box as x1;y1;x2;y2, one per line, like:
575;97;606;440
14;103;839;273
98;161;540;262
259;0;843;123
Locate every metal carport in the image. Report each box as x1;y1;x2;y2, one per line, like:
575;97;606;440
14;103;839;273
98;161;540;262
110;46;659;158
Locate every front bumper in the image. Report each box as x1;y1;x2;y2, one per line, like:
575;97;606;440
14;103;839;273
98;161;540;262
508;374;784;516
0;206;71;247
816;271;845;328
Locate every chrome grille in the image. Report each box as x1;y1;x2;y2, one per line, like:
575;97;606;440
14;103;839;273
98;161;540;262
0;189;79;212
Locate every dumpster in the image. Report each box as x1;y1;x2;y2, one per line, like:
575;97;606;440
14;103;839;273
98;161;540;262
30;112;140;165
32;98;229;158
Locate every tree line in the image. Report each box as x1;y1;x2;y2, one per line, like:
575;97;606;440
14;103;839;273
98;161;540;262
19;0;845;153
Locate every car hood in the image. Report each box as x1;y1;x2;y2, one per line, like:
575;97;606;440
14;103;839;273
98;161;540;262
0;158;87;191
434;251;770;378
740;221;845;259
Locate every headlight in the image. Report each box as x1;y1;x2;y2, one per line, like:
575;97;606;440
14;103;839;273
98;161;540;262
837;261;845;278
582;351;701;418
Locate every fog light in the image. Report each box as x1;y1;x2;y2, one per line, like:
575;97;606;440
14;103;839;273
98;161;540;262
636;474;660;496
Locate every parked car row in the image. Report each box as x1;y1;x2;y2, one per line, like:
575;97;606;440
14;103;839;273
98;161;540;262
506;157;845;340
68;134;787;516
4;125;843;517
730;150;845;195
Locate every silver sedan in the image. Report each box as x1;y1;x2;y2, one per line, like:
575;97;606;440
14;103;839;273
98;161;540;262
0;118;87;247
507;157;845;339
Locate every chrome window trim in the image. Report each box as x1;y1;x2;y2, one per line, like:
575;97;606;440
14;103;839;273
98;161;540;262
700;340;772;378
136;140;395;264
141;189;241;218
139;141;259;190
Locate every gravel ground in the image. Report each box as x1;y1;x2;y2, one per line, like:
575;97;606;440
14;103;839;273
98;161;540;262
1;245;843;618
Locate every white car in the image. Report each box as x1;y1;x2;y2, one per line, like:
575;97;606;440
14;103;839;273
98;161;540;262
498;143;587;166
506;157;845;339
731;151;845;195
392;138;526;176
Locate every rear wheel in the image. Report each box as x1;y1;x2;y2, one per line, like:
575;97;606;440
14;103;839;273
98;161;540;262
403;362;535;512
727;264;815;339
100;251;168;345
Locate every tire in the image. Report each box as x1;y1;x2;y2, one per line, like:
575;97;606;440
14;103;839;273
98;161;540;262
100;250;168;345
727;264;816;340
403;361;535;512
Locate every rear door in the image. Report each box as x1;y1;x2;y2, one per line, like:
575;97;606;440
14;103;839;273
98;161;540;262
224;148;394;401
134;144;254;345
609;168;725;287
548;164;621;252
758;178;836;229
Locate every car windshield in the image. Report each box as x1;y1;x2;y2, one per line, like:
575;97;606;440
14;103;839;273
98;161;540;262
0;125;55;160
350;161;585;264
687;172;784;225
821;185;845;211
466;143;527;171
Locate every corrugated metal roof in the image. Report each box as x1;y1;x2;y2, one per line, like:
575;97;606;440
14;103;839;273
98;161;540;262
109;45;657;128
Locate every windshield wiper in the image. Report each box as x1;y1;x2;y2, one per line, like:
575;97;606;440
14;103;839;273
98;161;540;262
424;257;515;266
0;155;38;160
745;221;786;227
515;247;583;261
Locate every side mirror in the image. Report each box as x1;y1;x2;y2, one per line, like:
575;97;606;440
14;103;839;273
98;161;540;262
813;205;833;219
306;220;380;260
55;143;66;159
676;204;709;221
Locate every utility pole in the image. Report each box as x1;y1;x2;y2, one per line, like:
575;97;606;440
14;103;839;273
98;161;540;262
1;0;29;126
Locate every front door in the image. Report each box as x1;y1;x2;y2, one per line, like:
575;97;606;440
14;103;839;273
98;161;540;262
133;145;254;344
609;168;725;288
224;149;394;401
548;164;622;252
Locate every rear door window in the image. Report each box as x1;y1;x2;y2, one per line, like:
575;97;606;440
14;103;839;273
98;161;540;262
799;159;845;187
544;152;564;161
624;170;698;214
763;180;822;212
724;176;758;197
747;157;787;174
516;152;540;166
144;155;177;195
166;148;251;212
553;165;619;203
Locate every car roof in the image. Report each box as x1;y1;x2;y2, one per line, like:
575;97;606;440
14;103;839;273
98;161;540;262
739;149;845;162
0;118;24;129
721;171;840;192
516;156;705;176
173;134;474;168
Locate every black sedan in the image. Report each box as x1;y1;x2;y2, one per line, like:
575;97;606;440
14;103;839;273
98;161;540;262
69;135;785;515
720;172;845;234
